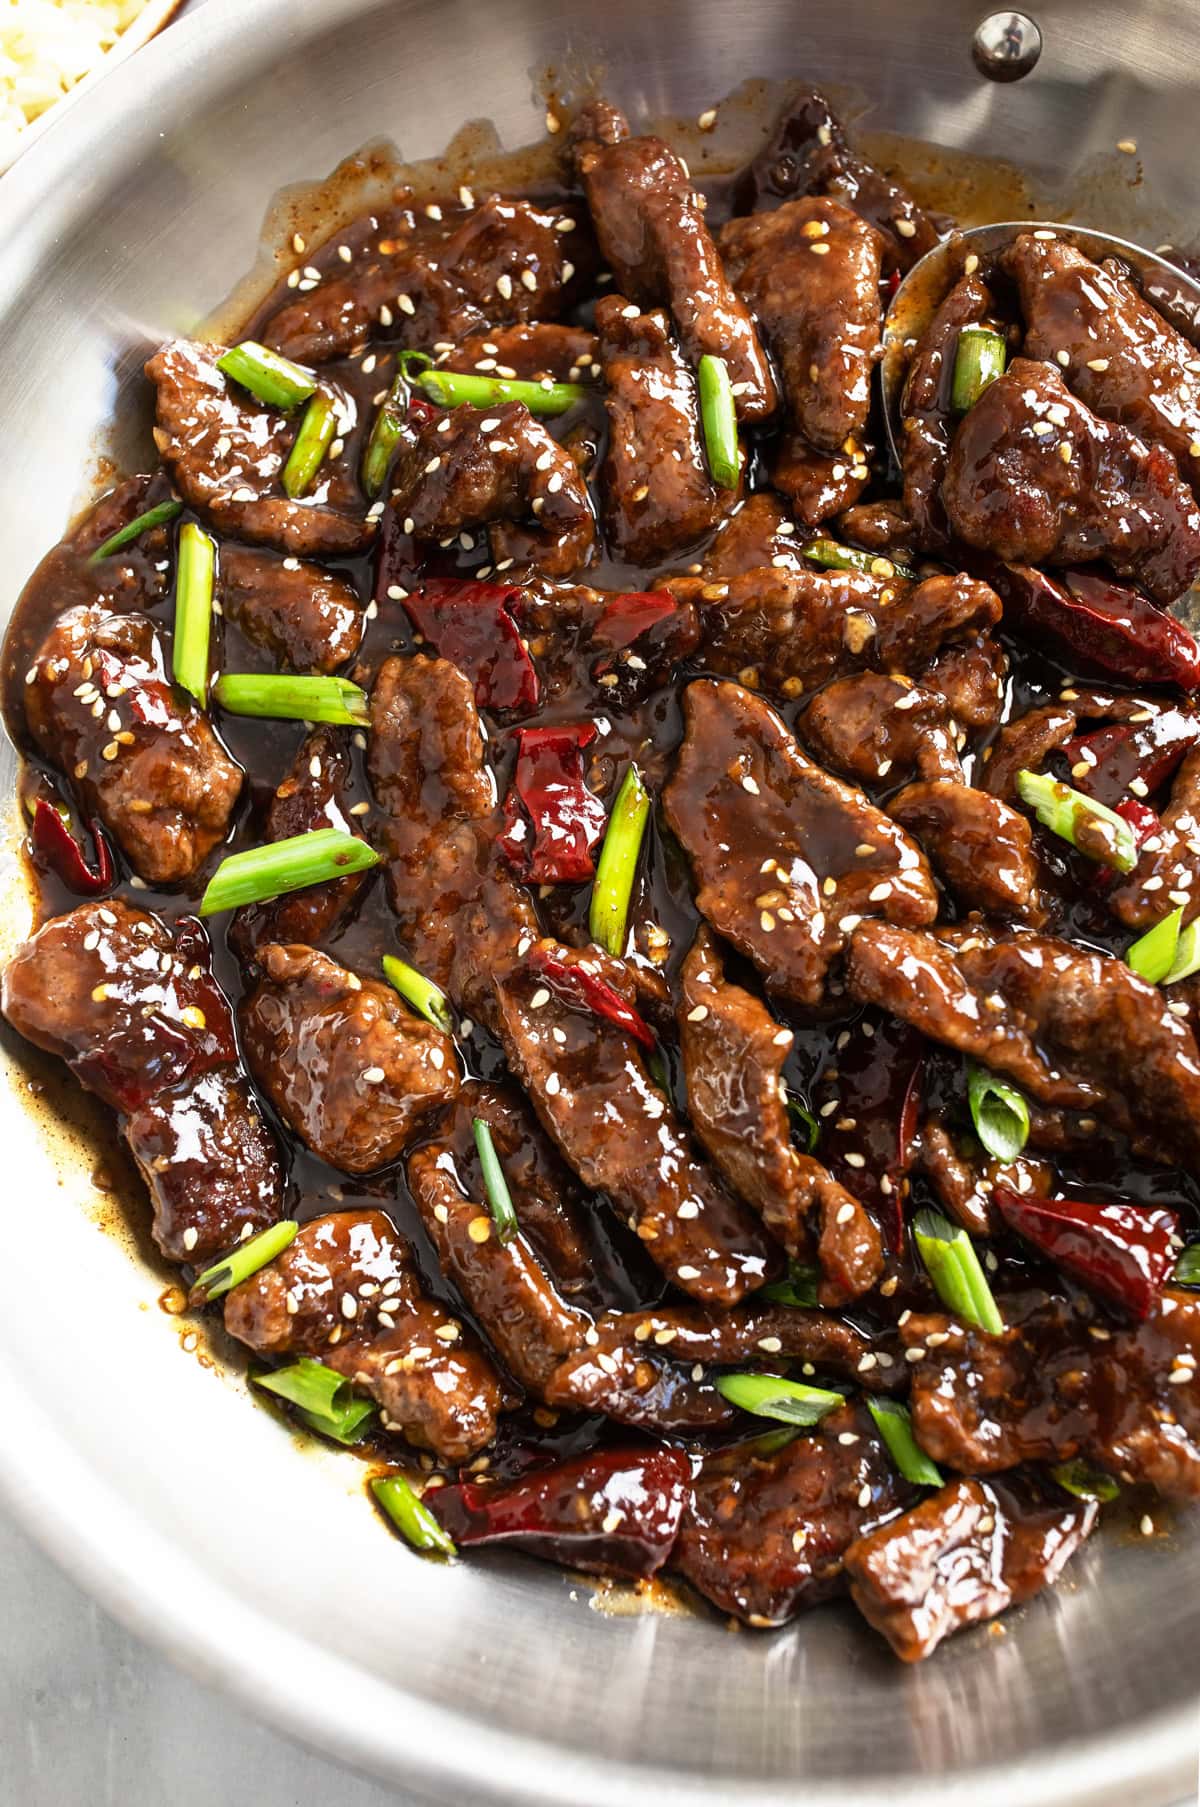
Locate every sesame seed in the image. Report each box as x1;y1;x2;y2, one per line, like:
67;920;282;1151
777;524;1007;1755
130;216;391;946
857;1484;872;1507
838;1432;859;1446
742;775;760;794
1117;138;1137;154
868;882;892;903
895;217;917;238
686;1004;709;1022
676;1265;701;1280
1056;349;1070;367
1058;441;1073;463
545;1072;561;1096
905;1346;927;1363
545;108;561;134
520;268;538;292
758;1336;783;1353
844;1152;866;1170
1140;1513;1155;1536
1087;357;1110;372
291;232;306;253
810;241;830;256
467;1215;492;1244
341;1293;357;1319
363;1066;386;1084
697;107;717;130
182;1227;198;1252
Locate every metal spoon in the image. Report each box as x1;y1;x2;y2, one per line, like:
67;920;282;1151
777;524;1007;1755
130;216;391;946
879;219;1200;471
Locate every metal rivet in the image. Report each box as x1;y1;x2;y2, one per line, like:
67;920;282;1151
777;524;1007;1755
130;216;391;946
972;11;1043;81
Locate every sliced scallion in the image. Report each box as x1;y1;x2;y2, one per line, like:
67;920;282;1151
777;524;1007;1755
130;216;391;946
1050;1459;1120;1503
381;955;454;1034
360;355;436;497
759;1261;820;1309
415;368;585;417
255;1357;374;1444
912;1207;1004;1335
800;538;915;581
866;1398;944;1487
1016;769;1138;873
1164;919;1200;987
199;827;379;916
172;520;216;705
472;1117;518;1244
697;353;739;489
213;673;370;726
588;762;651;956
217;341;316;410
282;391;338;498
1127;905;1186;986
715;1372;844;1427
191;1219;299;1302
1173;1244;1200;1286
787;1095;820;1153
88;497;182;563
951;325;1007;414
966;1060;1030;1162
371;1475;457;1555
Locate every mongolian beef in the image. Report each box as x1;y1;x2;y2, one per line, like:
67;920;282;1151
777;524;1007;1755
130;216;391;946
6;85;1200;1664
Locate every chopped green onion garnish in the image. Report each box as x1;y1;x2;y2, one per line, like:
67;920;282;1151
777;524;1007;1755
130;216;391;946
360;357;434;498
787;1095;820;1153
759;1261;820;1309
415;368;585;417
950;325;1007;414
1050;1459;1120;1503
371;1475;457;1556
1164;919;1200;987
213;673;370;726
800;538;915;581
697;353;739;489
88;497;182;563
966;1060;1030;1162
255;1356;374;1444
1016;769;1138;873
912;1207;1004;1335
172;520;215;705
191;1219;299;1302
866;1398;944;1488
381;955;454;1034
588;762;651;956
282;391;338;498
1127;905;1186;986
217;341;316;410
715;1372;844;1427
1173;1244;1200;1286
199;827;379;915
472;1117;518;1244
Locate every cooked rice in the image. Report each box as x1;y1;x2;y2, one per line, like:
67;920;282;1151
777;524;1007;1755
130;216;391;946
0;1;151;160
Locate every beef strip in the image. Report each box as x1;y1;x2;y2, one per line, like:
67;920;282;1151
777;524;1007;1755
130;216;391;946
719;197;884;457
515;580;701;710
1107;744;1200;928
231;727;369;955
1005;232;1200;485
240;943;458;1173
900;271;994;550
444;321;598;383
981;702;1078;803
837;498;918;559
218;546;362;673
902;1291;1200;1500
693;492;803;578
493;940;776;1306
223;1210;504;1463
145;340;370;558
844;1474;1097;1662
942;358;1200;605
263;196;593;365
569;102;776;421
922;634;1007;732
585;1301;899;1390
367;655;538;1031
678;927;882;1303
2;900;281;1260
889;779;1047;923
24;604;242;885
918;1121;1054;1237
799;672;963;786
674;1402;915;1625
388;399;594;578
769;439;870;527
663;680;938;1006
593;294;723;563
731;87;938;272
847;922;1200;1165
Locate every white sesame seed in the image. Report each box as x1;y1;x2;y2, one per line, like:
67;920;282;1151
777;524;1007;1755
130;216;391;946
742;775;760;795
546;1072;561;1096
341;1293;357;1319
182;1227;198;1252
844;1152;866;1170
838;1432;859;1446
496;273;513;300
836;1201;856;1223
676;1265;701;1280
857;1484;872;1507
758;1336;783;1354
1140;1513;1155;1536
905;1346;926;1362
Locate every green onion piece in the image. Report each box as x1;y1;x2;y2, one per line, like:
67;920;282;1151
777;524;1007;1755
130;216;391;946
646;1049;671;1095
472;1117;518;1244
800;538;916;581
1163;918;1200;987
966;1060;1030;1162
255;1357;374;1444
866;1398;945;1487
1127;905;1185;986
1050;1458;1120;1503
282;391;338;498
1016;768;1138;873
588;762;651;956
787;1095;820;1153
912;1207;1004;1335
360;355;434;498
381;955;454;1034
88;497;182;563
415;368;585;418
172;521;216;705
715;1372;844;1427
199;827;379;916
1173;1244;1200;1286
372;1475;457;1555
697;353;739;489
213;673;370;726
759;1261;820;1309
217;340;316;410
191;1219;299;1302
950;325;1007;413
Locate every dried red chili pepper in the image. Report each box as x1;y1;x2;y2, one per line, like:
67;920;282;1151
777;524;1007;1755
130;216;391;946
992;1185;1178;1320
427;1445;691;1578
498;723;607;882
526;946;656;1049
994;564;1200;691
815;1016;923;1251
591;589;678;652
30;798;114;897
1062;711;1199;808
404;579;539;715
